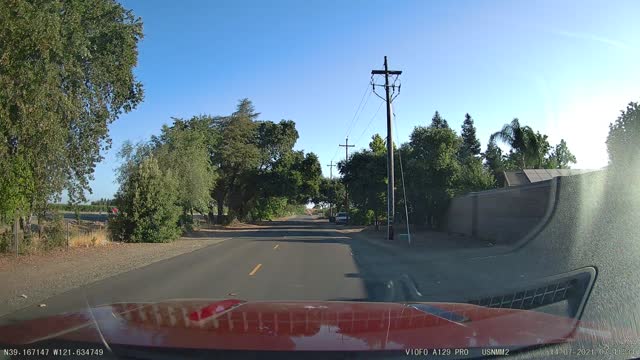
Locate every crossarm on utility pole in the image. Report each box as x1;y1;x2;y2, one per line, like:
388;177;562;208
371;70;402;75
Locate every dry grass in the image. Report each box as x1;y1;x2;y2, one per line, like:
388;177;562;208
68;228;110;248
1;221;110;256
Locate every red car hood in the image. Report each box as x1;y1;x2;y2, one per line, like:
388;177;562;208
0;299;614;351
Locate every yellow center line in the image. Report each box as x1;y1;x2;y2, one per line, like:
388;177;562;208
248;263;262;276
273;244;279;250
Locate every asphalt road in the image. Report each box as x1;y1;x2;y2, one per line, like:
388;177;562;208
4;205;639;349
0;215;415;325
3;175;639;358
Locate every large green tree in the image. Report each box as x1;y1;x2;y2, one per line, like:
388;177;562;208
108;98;323;229
249;119;301;220
338;134;388;225
456;157;495;194
157;114;224;219
0;0;143;225
490;118;532;168
527;131;552;168
0;155;34;222
483;138;507;186
296;152;322;204
316;177;346;213
110;152;181;243
607;101;640;172
213;99;260;219
369;134;386;155
430;111;449;129
459;113;482;160
205;99;321;222
247;149;321;221
403;124;460;228
545;139;577;169
491;119;574;170
256;120;299;171
154;119;216;219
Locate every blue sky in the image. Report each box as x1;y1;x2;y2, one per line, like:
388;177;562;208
85;0;640;201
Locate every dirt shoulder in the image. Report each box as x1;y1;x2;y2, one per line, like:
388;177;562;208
337;225;504;261
0;234;226;318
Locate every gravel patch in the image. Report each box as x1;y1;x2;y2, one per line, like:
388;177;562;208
0;236;226;317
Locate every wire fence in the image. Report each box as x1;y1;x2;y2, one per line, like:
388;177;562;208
0;216;109;255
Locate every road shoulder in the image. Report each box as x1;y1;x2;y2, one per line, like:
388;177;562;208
0;235;226;318
339;226;509;261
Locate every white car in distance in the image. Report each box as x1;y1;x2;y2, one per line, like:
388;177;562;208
335;212;348;225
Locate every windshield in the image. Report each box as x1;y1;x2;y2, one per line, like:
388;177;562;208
1;0;639;358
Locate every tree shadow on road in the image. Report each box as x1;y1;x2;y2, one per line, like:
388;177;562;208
251;238;349;244
184;218;437;303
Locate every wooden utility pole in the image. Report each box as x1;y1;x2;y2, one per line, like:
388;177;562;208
326;161;336;217
372;56;402;240
339;138;354;223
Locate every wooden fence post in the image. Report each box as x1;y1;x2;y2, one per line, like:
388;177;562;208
14;216;19;256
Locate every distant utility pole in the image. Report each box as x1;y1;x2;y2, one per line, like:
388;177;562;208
326;161;336;217
371;56;402;240
339;138;354;222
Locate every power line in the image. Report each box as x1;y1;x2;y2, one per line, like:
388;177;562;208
392;104;411;245
329;145;341;165
354;100;384;146
346;90;372;139
331;82;371;162
357;77;404;148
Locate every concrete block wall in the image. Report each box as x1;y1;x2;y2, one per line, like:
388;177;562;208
446;180;554;245
446;195;474;236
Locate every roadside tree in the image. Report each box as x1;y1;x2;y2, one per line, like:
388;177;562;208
110;154;181;243
0;0;143;230
607;101;640;173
